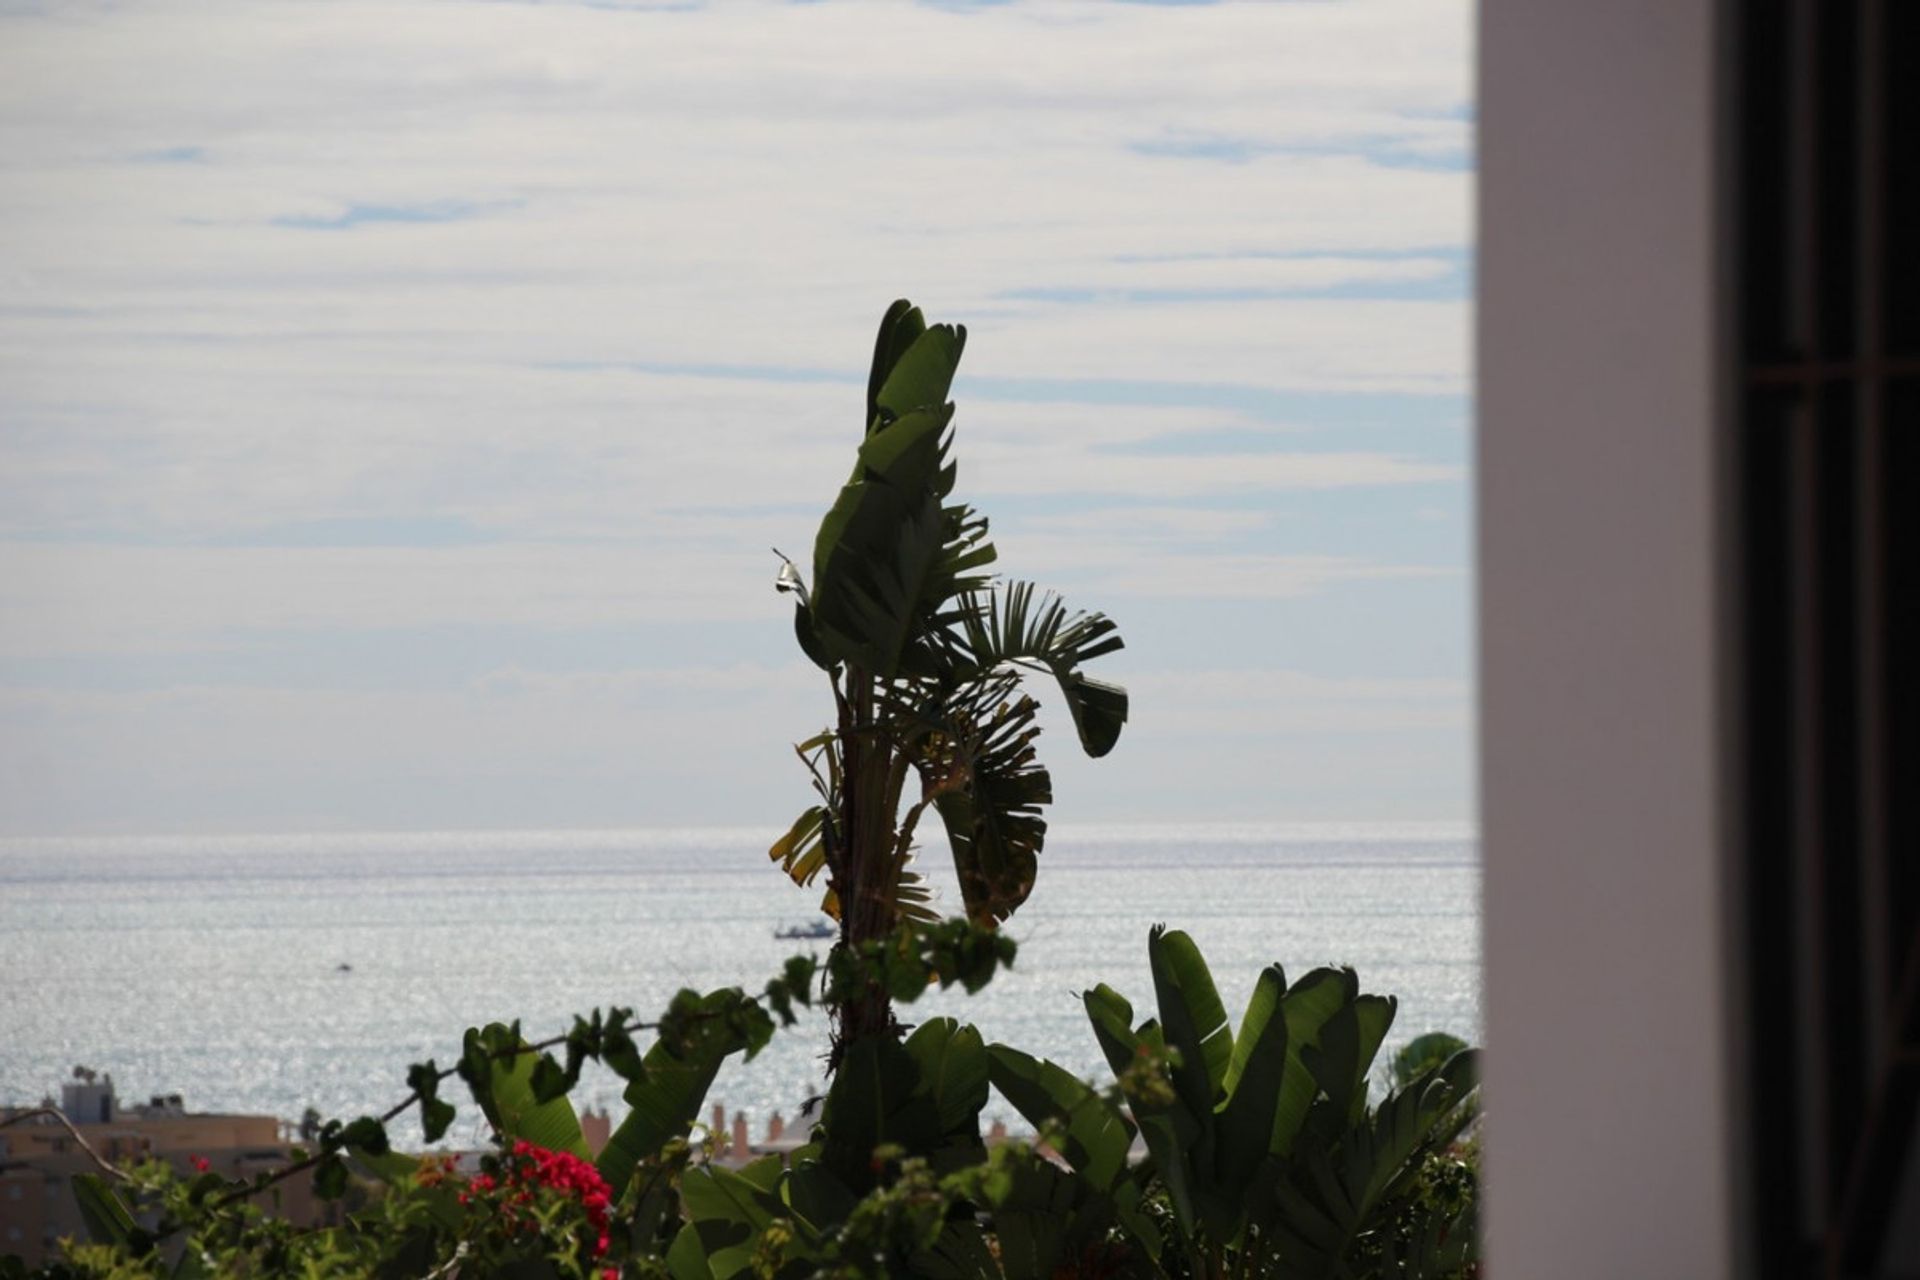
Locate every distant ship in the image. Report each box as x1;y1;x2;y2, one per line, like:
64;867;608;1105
773;919;835;941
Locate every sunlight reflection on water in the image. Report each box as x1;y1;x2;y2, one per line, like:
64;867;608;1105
0;824;1479;1145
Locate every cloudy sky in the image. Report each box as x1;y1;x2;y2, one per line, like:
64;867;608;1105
0;0;1472;837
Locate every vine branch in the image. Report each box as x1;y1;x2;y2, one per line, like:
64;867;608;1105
179;1010;678;1229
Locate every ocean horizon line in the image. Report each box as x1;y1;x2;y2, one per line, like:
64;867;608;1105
0;817;1477;856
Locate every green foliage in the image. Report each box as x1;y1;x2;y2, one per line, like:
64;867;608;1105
35;1150;629;1280
15;927;1473;1280
462;1022;594;1159
67;1177;142;1259
596;988;773;1197
1389;1033;1469;1093
11;921;1034;1276
405;1061;457;1143
984;1045;1163;1267
822;915;1019;1008
993;927;1480;1279
668;1014;994;1278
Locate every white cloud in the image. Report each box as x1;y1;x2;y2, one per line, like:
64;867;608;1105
1014;505;1279;539
470;663;813;701
0;0;1474;832
1124;668;1469;734
0;526;1458;656
0;356;1450;545
0;674;827;834
1018;544;1455;601
0;0;1470;392
0;661;1470;833
969;443;1460;499
1008;253;1457;294
0;543;768;656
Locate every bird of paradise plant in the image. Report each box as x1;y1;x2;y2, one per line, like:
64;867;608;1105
771;299;1129;1063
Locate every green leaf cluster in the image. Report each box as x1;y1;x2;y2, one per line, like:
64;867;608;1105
994;927;1481;1279
666;1016;1009;1280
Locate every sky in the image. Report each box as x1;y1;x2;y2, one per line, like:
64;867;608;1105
0;0;1473;837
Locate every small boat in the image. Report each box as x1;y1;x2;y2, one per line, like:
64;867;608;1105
773;919;835;941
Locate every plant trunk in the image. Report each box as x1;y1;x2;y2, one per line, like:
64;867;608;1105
827;668;902;1070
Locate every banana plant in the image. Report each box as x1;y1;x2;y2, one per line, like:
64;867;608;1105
669;1009;1175;1280
984;1042;1165;1276
995;928;1480;1280
771;300;1129;1062
667;1016;1001;1279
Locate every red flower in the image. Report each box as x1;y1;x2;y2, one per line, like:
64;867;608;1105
463;1141;617;1259
189;1156;210;1174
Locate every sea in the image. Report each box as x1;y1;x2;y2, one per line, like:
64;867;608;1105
0;824;1479;1147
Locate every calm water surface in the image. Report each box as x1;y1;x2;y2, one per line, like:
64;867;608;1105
0;824;1478;1145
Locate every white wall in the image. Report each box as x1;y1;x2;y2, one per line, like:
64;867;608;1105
1478;0;1744;1274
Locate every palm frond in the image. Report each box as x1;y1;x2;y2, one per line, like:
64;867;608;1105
952;580;1129;758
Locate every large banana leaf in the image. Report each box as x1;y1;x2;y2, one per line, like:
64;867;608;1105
671;1018;991;1277
1083;981;1143;1078
874;322;966;428
866;299;923;427
809;407;953;676
1300;990;1397;1128
1139;927;1244;1241
981;1151;1158;1280
985;1043;1164;1264
817;1020;983;1192
1217;963;1292;1191
865;300;964;433
905;1017;991;1139
985;1045;1136;1196
464;1024;590;1160
1148;926;1234;1117
1082;981;1208;1234
673;1159;818;1280
1266;1050;1480;1279
1268;968;1365;1158
596;995;769;1194
807;304;975;678
909;504;999;661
